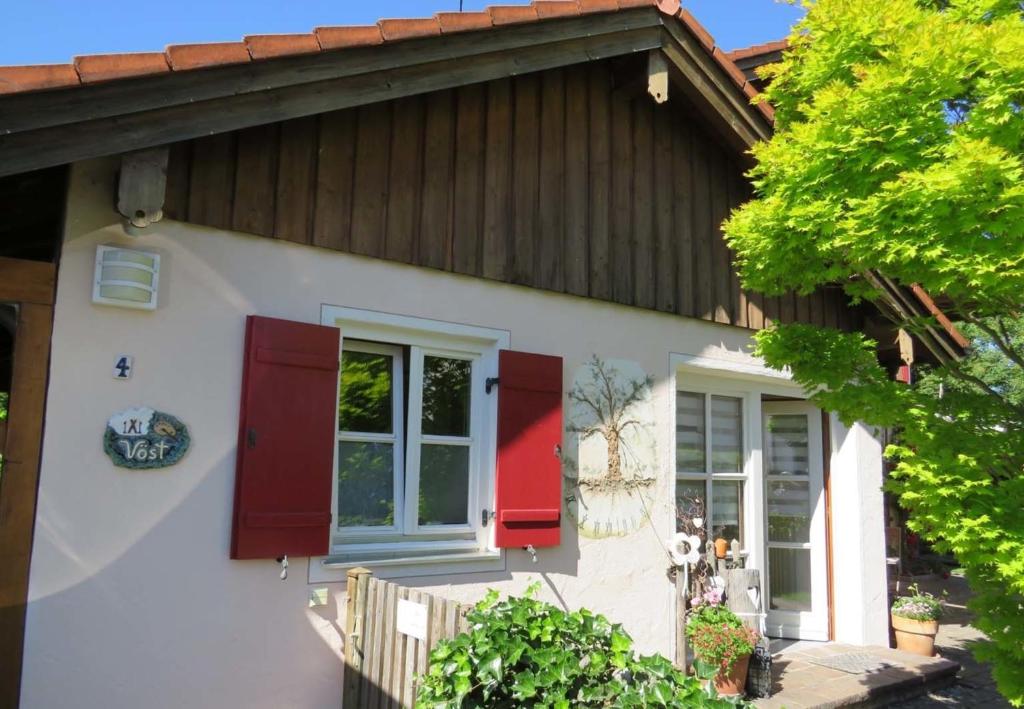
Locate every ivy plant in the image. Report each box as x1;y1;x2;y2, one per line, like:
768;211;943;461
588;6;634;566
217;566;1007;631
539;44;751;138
416;586;747;708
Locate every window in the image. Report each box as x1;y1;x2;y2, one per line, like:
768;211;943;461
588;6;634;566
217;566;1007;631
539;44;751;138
324;306;506;567
675;390;746;547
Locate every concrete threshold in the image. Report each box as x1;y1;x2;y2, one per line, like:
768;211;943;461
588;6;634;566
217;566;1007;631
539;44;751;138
754;643;959;709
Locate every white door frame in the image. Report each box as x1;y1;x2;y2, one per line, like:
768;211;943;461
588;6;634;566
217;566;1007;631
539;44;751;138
762;401;829;641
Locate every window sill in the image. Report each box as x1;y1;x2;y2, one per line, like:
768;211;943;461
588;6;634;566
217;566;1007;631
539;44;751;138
309;548;504;583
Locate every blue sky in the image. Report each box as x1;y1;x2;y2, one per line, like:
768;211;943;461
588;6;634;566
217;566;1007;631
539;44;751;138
0;1;803;66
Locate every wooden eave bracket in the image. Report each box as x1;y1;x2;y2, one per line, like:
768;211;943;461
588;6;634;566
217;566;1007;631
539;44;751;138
647;50;669;104
117;146;168;229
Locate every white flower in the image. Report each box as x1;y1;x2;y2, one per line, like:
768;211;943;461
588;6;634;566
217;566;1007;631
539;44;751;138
670;533;702;566
692;517;704;529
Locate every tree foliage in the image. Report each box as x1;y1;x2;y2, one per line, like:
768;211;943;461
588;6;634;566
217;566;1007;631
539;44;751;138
724;0;1024;703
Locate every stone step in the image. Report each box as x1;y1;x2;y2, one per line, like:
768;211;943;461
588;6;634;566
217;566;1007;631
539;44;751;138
754;644;960;709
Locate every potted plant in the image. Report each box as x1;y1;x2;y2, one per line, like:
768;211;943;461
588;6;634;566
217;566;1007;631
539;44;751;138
686;588;759;697
891;584;944;657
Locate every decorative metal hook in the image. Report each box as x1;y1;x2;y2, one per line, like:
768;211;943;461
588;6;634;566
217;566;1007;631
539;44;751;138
277;555;289;581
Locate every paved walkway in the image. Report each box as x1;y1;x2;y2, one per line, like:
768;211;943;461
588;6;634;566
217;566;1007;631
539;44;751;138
754;643;957;709
889;574;1010;708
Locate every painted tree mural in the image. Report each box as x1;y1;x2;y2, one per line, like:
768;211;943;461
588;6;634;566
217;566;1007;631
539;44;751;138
567;356;654;485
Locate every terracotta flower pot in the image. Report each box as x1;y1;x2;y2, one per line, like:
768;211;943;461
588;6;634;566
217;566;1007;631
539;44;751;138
713;653;751;697
892;613;939;657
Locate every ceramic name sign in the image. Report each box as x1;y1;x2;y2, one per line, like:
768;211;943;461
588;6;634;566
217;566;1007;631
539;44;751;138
104;407;190;469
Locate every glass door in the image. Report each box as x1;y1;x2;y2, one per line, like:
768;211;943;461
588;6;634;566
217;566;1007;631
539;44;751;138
762;402;829;641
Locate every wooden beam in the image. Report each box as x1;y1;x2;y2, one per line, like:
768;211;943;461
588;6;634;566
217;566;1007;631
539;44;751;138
647;50;669;104
117;146;169;228
0;258;55;305
0;26;662;179
659;22;770;150
0;302;54;707
0;9;662;138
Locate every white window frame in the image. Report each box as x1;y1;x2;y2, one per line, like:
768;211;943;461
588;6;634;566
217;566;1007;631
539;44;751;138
315;305;510;579
675;381;755;554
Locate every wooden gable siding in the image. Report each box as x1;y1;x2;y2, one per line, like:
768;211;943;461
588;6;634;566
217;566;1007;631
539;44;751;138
163;59;855;331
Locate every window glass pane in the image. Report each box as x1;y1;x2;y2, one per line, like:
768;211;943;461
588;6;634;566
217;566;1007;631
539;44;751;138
711;480;743;543
339;350;393;434
337;441;394;527
767;414;809;476
769;547;812;611
422;356;472;437
710;396;742;473
418;444;470;525
676;391;705;471
768;480;811;543
676;479;706;532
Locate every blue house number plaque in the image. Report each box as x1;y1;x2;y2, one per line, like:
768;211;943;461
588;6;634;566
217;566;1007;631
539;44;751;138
104;407;191;469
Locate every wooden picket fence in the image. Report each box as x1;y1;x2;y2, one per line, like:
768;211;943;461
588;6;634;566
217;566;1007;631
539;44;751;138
343;568;471;709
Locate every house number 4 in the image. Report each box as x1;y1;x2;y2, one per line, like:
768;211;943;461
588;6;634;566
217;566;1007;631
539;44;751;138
113;355;134;380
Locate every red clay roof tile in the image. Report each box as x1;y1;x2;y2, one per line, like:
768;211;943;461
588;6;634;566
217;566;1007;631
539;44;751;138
435;11;494;33
0;64;80;94
377;18;442;41
488;4;540;25
714;47;747;90
244;34;321;60
0;1;773;128
679;9;714;53
74;52;170;84
315;25;384;50
532;1;581;19
727;39;788;62
166;42;250;71
576;0;620;12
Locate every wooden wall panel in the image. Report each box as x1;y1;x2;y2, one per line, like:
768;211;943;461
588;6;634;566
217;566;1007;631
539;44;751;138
163;58;856;333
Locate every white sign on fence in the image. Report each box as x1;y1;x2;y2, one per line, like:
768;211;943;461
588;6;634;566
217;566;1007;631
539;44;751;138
396;599;428;641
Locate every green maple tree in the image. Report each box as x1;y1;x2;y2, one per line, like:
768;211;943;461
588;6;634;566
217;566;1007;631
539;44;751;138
724;0;1024;703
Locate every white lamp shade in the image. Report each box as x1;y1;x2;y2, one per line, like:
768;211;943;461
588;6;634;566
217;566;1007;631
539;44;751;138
92;245;160;310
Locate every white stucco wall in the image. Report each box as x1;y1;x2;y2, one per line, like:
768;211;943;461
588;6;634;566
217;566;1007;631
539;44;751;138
21;158;888;708
829;416;890;646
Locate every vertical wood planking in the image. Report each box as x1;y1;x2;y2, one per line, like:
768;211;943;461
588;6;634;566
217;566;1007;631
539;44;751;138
823;289;840;329
672;119;694;318
610;91;633;305
163;141;191;221
401;590;420;708
588;64;612;301
537;68;566;291
274;116;318;244
232;123;280;238
563;65;589;297
452;85;486;275
726;161;748;328
690;134;713;320
511;74;540;285
748;291;765;330
420;90;456;271
653;105;675;313
392;586;410;708
632;98;655;310
314;109;357;252
363;578;383;708
709;145;732;324
414;594;431;702
795;293;811;324
482;80;512;281
377;581;396;709
385;97;425;264
187;132;236;230
351;102;393;258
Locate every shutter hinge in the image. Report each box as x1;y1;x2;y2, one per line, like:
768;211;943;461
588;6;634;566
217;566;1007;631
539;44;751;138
485;377;500;394
481;509;496;527
247;428;257;448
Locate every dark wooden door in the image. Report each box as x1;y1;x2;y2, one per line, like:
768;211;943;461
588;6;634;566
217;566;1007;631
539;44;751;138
0;256;55;708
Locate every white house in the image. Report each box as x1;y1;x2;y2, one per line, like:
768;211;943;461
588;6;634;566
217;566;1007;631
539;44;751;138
0;2;960;706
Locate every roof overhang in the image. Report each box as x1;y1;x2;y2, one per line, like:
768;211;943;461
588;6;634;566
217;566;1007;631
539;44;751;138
0;4;771;178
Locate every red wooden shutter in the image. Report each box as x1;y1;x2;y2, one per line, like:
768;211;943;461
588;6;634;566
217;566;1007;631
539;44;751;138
494;349;563;548
230;315;340;559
